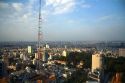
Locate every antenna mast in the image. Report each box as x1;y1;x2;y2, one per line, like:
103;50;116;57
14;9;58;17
38;0;42;59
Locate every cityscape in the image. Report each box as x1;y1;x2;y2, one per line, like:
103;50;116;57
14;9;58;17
0;0;125;83
0;41;125;83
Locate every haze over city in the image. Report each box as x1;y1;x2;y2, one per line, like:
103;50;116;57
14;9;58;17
0;0;125;41
1;0;125;83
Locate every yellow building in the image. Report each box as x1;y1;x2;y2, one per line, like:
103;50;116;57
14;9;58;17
92;53;102;72
119;48;125;57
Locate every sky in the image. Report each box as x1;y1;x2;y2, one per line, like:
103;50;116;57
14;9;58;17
0;0;125;41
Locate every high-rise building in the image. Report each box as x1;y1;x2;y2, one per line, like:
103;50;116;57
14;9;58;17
35;53;42;60
35;48;44;60
119;48;125;57
45;44;50;49
20;53;28;61
0;61;7;77
3;55;9;67
28;46;32;54
62;50;67;57
48;54;52;60
92;53;102;72
65;45;67;49
35;53;38;59
42;51;49;62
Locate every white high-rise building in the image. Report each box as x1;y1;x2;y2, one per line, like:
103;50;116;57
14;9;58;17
20;53;23;59
45;44;50;49
28;46;32;53
20;53;28;61
65;45;67;49
62;50;67;57
35;53;38;59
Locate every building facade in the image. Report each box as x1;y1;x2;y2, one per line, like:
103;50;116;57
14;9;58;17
92;53;102;72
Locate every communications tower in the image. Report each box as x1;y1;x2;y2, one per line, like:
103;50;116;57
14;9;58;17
37;0;42;59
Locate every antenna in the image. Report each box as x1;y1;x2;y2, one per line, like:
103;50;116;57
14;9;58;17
38;0;42;59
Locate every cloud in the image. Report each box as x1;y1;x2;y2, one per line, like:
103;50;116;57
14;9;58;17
67;20;75;23
81;4;91;8
22;13;31;21
0;1;38;41
12;3;23;11
45;0;75;14
0;2;9;9
54;1;75;14
75;0;92;9
0;1;37;21
98;15;113;21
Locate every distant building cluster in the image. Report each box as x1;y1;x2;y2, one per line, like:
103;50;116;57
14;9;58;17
0;42;125;83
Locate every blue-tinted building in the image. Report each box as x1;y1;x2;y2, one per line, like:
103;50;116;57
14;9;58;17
0;61;7;77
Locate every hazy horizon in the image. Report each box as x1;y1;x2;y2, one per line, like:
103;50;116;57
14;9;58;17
0;0;125;41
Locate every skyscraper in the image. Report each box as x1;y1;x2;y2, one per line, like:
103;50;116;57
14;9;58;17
92;53;102;72
119;48;125;57
28;46;32;54
0;61;7;77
